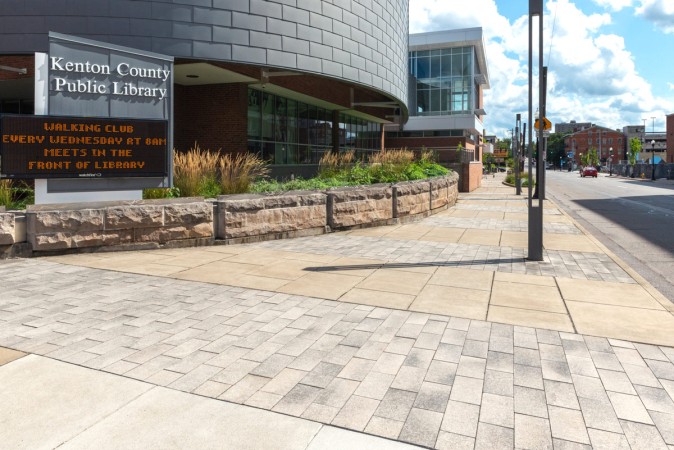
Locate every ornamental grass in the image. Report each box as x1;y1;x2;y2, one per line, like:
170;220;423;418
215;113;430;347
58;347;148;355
318;149;355;179
218;152;269;194
0;179;12;208
172;144;220;197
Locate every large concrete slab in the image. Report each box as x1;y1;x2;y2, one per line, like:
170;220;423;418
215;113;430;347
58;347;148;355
61;385;324;450
0;355;151;450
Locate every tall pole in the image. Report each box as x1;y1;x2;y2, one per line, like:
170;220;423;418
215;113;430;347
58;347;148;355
528;0;544;261
515;114;521;195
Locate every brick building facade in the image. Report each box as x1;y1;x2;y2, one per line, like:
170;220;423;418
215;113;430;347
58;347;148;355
564;126;625;166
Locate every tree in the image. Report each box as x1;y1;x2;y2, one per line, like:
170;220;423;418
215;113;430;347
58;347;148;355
587;147;599;167
546;132;567;169
628;137;641;165
483;152;496;173
498;138;512;156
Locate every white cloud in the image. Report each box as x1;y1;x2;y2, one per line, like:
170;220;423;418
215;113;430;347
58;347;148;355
668;82;674;90
408;0;673;137
591;0;634;12
636;0;674;34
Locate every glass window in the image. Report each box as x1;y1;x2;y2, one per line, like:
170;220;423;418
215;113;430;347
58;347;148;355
431;55;441;78
247;89;261;140
274;96;287;142
262;92;274;140
417;90;430;113
416;57;430;79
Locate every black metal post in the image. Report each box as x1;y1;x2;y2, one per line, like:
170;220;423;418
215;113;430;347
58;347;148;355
527;0;544;261
515;114;521;195
651;139;655;181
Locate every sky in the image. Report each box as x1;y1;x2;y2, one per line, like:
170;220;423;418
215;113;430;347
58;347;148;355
408;0;674;138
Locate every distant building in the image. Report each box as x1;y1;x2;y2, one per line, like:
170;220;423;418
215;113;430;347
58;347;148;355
385;28;490;163
641;132;668;163
555;120;593;135
563;126;624;166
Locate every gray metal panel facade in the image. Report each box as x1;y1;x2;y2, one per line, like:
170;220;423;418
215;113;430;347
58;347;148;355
0;0;409;110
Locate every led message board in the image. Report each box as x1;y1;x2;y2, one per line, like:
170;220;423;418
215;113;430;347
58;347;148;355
0;115;168;179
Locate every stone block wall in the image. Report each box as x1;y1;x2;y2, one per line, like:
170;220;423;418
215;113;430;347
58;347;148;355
216;192;327;242
26;198;213;252
2;173;458;257
327;185;393;230
0;207;16;245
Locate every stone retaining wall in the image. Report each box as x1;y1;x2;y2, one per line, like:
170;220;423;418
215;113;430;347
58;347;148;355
326;184;393;230
26;198;212;252
1;173;459;256
216;192;327;243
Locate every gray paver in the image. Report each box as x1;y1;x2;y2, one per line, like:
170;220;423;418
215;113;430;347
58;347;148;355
1;198;673;450
549;405;590;445
515;414;552;450
475;422;514;450
398;408;443;447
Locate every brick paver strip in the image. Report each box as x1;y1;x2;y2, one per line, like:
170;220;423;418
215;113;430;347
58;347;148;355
2;258;674;448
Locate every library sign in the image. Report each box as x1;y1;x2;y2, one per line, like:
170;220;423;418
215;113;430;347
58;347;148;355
0;115;168;178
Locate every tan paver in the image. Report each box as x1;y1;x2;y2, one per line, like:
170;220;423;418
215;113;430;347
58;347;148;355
476;211;505;219
459;229;502;246
500;231;529;248
0;347;25;366
356;269;431;296
339;288;415;310
419;227;466;243
451;209;480;218
117;262;191;276
490;281;567;314
544;234;603;253
566;302;674;347
386;224;436;240
277;272;364;300
428;267;494;291
487;306;574;332
494;272;557;287
245;259;315;281
411;285;489;320
318;257;384;277
557;278;666;310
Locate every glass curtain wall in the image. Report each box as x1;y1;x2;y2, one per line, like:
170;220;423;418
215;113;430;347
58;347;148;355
248;88;381;164
408;46;475;116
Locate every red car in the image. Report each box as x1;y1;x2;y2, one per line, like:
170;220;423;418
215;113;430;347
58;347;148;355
581;166;598;178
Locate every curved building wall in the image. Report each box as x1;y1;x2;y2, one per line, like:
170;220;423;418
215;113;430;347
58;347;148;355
0;0;409;110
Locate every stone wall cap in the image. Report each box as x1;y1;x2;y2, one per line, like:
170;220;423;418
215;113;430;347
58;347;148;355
27;197;205;212
217;191;326;201
327;183;391;192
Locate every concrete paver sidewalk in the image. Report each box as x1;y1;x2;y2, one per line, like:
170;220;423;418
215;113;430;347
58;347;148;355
42;173;674;347
1;172;674;449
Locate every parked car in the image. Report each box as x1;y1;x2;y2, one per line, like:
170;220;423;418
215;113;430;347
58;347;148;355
581;166;598;178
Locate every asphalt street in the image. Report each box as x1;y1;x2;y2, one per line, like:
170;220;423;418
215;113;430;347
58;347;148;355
544;169;674;305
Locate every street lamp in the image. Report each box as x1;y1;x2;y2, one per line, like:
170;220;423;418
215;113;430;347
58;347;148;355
651;139;656;181
609;147;613;176
579;152;583;173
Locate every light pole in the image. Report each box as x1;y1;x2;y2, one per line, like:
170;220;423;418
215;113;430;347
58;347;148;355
579;152;583;173
609;147;613;176
651;139;656;181
559;156;562;171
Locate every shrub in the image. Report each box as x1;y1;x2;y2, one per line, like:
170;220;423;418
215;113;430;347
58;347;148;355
143;187;180;199
218;152;269;195
173;144;220;197
0;180;12;208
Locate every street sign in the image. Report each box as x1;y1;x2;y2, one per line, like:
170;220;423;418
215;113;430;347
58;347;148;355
534;117;552;130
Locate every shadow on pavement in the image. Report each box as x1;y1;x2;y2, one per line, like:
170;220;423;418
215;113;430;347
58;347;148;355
304;258;526;272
